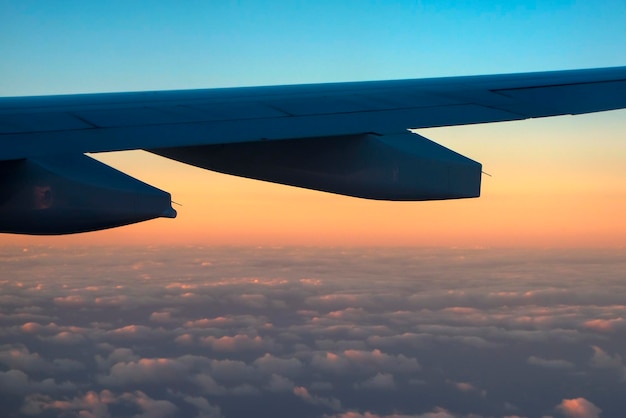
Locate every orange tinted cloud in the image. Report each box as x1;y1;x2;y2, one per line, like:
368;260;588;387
556;397;601;418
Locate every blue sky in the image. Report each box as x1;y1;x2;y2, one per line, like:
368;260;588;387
2;0;626;95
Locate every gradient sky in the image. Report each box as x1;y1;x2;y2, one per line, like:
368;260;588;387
2;0;626;247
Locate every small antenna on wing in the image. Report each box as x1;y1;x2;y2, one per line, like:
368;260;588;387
482;171;492;177
172;201;183;207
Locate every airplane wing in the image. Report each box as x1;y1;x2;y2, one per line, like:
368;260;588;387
1;66;626;234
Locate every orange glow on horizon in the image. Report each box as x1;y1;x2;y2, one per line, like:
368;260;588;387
2;112;625;248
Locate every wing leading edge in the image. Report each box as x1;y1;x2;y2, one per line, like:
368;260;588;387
1;66;625;234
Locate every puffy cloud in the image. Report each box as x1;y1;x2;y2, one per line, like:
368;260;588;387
99;358;188;386
0;369;77;395
51;358;84;372
342;349;421;373
121;391;179;418
310;349;420;380
108;347;140;364
588;345;626;378
200;334;274;352
105;325;160;340
326;307;368;320
174;333;194;345
451;381;477;393
44;331;86;344
149;311;173;323
583;317;626;332
315;338;369;352
367;332;496;350
19;393;54;416
94;295;130;307
323;408;456;418
0;369;29;394
181;315;272;335
265;373;295;392
414;324;587;345
312;351;349;373
96;347;140;371
230;293;269;308
20;322;46;334
208;359;257;383
355;373;395;390
184;317;235;328
194;374;227;396
527;356;575;370
293;386;342;411
306;293;373;310
0;344;82;374
0;345;49;372
556;398;601;418
253;353;303;377
21;390;180;418
0;311;55;325
182;395;223;418
3;246;626;418
53;294;90;307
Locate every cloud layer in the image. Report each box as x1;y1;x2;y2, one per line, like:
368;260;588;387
1;246;625;417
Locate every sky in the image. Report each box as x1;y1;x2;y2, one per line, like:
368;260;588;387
1;246;626;418
2;0;626;247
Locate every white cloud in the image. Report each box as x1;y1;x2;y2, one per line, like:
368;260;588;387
265;373;295;392
0;344;82;374
149;311;173;323
121;391;179;418
355;373;395;390
583;317;626;332
0;369;77;395
253;353;303;377
0;369;29;394
556;397;601;418
43;331;86;344
588;345;626;378
99;358;188;386
0;345;49;372
527;356;575;370
208;359;258;383
293;386;342;411
451;381;477;393
200;334;274;352
54;294;90;307
182;395;223;418
322;407;456;418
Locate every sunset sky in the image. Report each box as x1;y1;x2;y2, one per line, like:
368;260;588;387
2;0;626;247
